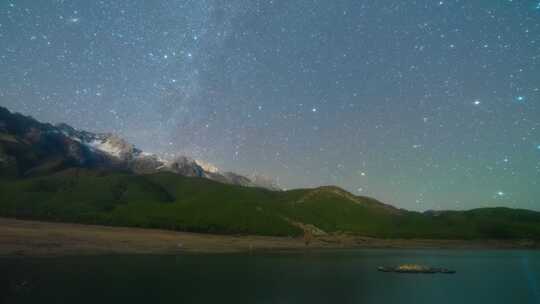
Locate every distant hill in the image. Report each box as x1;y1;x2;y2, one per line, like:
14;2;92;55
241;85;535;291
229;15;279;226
1;169;539;239
1;106;540;239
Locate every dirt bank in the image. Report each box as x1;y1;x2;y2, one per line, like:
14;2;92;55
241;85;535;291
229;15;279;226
0;218;537;257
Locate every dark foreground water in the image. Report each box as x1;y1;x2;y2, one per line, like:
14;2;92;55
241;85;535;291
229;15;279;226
1;249;539;304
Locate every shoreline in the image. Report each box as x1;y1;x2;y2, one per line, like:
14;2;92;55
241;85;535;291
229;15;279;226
0;218;537;257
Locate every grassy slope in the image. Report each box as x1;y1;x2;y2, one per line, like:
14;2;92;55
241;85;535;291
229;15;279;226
1;170;539;239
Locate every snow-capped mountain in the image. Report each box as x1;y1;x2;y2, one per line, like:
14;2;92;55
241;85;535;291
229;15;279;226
0;106;280;190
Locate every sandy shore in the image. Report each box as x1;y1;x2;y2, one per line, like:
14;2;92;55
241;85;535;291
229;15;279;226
0;217;537;257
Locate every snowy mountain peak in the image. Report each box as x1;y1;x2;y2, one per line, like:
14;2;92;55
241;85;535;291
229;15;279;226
0;107;280;190
195;160;220;174
88;134;138;161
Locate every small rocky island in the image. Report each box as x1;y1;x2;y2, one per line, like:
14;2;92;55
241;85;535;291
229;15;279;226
378;264;456;274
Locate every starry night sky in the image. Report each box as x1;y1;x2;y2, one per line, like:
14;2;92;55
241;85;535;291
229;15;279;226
1;0;539;211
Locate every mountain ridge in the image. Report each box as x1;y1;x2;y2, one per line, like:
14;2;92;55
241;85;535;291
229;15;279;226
0;106;280;190
1;105;540;240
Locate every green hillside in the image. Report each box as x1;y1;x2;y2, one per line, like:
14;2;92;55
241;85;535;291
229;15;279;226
1;169;539;239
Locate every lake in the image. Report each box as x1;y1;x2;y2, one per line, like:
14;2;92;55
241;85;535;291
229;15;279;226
1;249;539;303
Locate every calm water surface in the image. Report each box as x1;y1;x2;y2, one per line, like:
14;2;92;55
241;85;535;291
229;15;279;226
1;249;539;303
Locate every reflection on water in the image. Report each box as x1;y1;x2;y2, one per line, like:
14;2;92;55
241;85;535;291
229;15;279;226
1;249;539;304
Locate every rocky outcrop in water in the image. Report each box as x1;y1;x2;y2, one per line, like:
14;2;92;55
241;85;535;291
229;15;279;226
378;264;456;274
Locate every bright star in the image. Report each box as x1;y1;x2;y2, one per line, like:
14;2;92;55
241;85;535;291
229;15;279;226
516;96;525;102
312;108;317;112
67;17;80;24
473;100;481;105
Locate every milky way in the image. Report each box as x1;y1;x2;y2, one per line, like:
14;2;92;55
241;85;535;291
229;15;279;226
1;0;540;211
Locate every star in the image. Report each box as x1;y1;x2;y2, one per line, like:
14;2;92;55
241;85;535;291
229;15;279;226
67;17;80;24
473;100;481;105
